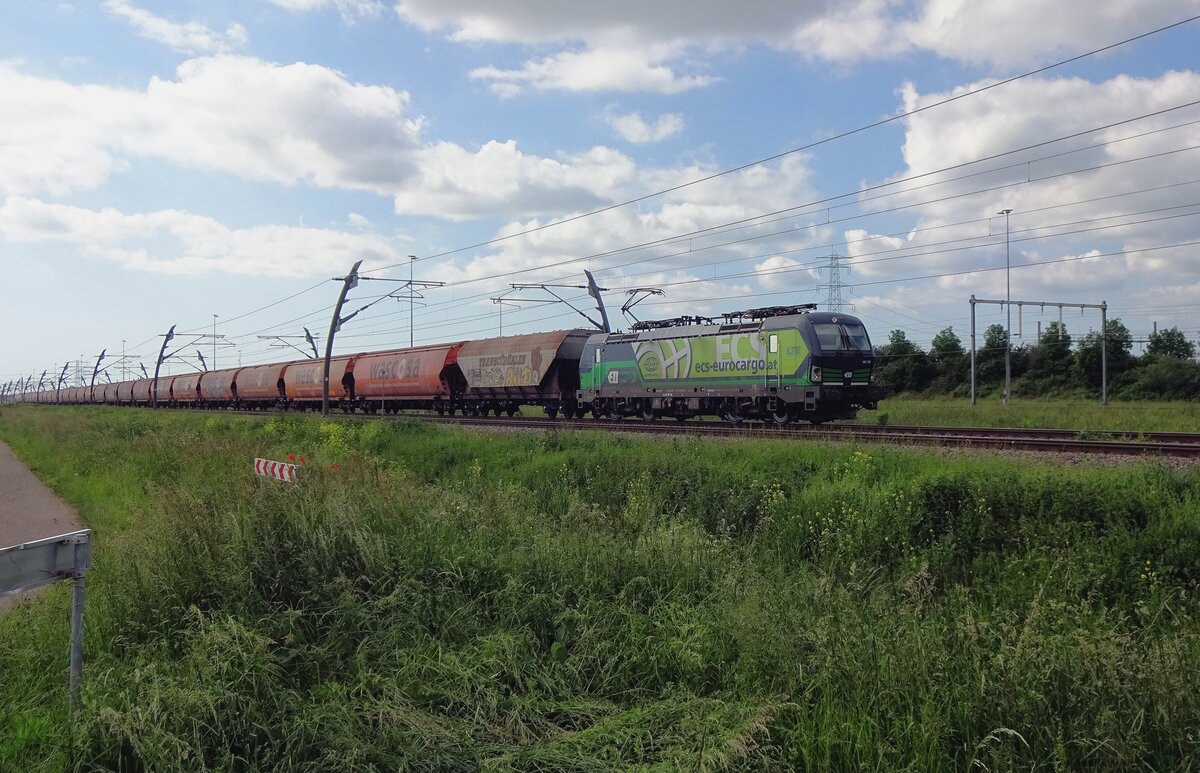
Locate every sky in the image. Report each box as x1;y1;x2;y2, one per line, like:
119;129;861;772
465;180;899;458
2;0;1199;388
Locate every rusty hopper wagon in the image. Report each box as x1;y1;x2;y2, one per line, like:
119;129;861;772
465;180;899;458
456;330;593;418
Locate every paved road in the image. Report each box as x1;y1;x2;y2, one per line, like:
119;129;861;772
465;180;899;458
0;440;84;611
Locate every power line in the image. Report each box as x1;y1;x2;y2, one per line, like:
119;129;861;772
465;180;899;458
345;101;1200;330
317;129;1200;348
363;13;1200;276
26;19;1200;373
102;97;1200;368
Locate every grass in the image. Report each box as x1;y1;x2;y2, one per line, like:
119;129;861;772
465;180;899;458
1;405;1199;770
858;395;1200;432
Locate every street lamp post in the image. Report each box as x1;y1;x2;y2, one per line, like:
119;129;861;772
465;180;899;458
998;208;1013;404
409;255;417;348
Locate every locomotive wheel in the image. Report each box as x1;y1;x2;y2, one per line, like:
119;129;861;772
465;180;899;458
640;406;656;422
770;405;791;425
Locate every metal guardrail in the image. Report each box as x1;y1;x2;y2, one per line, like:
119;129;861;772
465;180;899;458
1;529;93;706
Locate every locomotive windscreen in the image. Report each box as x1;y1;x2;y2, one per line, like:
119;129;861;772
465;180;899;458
812;321;873;352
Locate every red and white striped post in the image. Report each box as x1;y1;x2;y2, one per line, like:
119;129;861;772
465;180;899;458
253;457;299;483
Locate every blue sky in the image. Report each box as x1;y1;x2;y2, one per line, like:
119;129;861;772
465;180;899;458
2;0;1199;388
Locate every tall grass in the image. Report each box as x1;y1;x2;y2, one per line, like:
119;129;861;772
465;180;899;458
859;395;1200;431
1;406;1198;770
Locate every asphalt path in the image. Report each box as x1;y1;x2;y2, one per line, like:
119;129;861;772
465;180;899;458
0;440;84;612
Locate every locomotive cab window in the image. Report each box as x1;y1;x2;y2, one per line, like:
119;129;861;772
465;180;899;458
813;322;873;352
843;322;872;351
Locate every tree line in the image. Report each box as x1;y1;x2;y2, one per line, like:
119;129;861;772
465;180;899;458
873;320;1200;400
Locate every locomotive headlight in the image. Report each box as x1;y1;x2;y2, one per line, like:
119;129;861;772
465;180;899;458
811;365;822;383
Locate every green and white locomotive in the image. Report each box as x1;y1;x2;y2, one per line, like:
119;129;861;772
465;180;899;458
577;304;884;424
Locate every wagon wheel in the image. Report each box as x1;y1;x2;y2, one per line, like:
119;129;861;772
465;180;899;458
506;405;517;417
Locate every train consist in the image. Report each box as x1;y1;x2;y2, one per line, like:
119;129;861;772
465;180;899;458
15;305;884;424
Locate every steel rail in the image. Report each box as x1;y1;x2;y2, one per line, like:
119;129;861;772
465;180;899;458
19;404;1200;457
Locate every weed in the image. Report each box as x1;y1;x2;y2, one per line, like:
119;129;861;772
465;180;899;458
1;406;1199;770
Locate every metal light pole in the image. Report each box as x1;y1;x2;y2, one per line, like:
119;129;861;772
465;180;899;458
998;208;1013;404
212;314;218;371
152;325;176;409
323;260;363;416
89;350;106;402
409;255;416;347
121;340;126;381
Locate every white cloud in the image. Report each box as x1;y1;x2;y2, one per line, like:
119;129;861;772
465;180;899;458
395;0;1192;95
0;56;422;197
898;0;1188;70
850;71;1200;295
842;228;904;278
791;0;1189;69
0;196;403;277
471;46;714;96
393;0;821;44
393;142;640;220
754;255;819;290
265;0;384;21
0;56;692;220
606;110;684;143
790;0;910;63
103;0;248;55
431;152;824;298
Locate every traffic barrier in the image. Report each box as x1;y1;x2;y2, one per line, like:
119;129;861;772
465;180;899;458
1;529;92;706
254;457;298;482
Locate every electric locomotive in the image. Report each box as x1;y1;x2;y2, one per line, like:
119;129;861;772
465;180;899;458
577;304;883;423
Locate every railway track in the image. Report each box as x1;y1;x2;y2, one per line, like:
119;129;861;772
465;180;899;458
27;404;1200;458
409;413;1200;458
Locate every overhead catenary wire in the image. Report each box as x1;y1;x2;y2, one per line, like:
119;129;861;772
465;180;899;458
322;106;1200;341
324;183;1200;343
99;86;1200;365
33;18;1200;373
362;13;1200;276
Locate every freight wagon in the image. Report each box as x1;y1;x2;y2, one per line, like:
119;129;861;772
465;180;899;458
19;308;883;423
